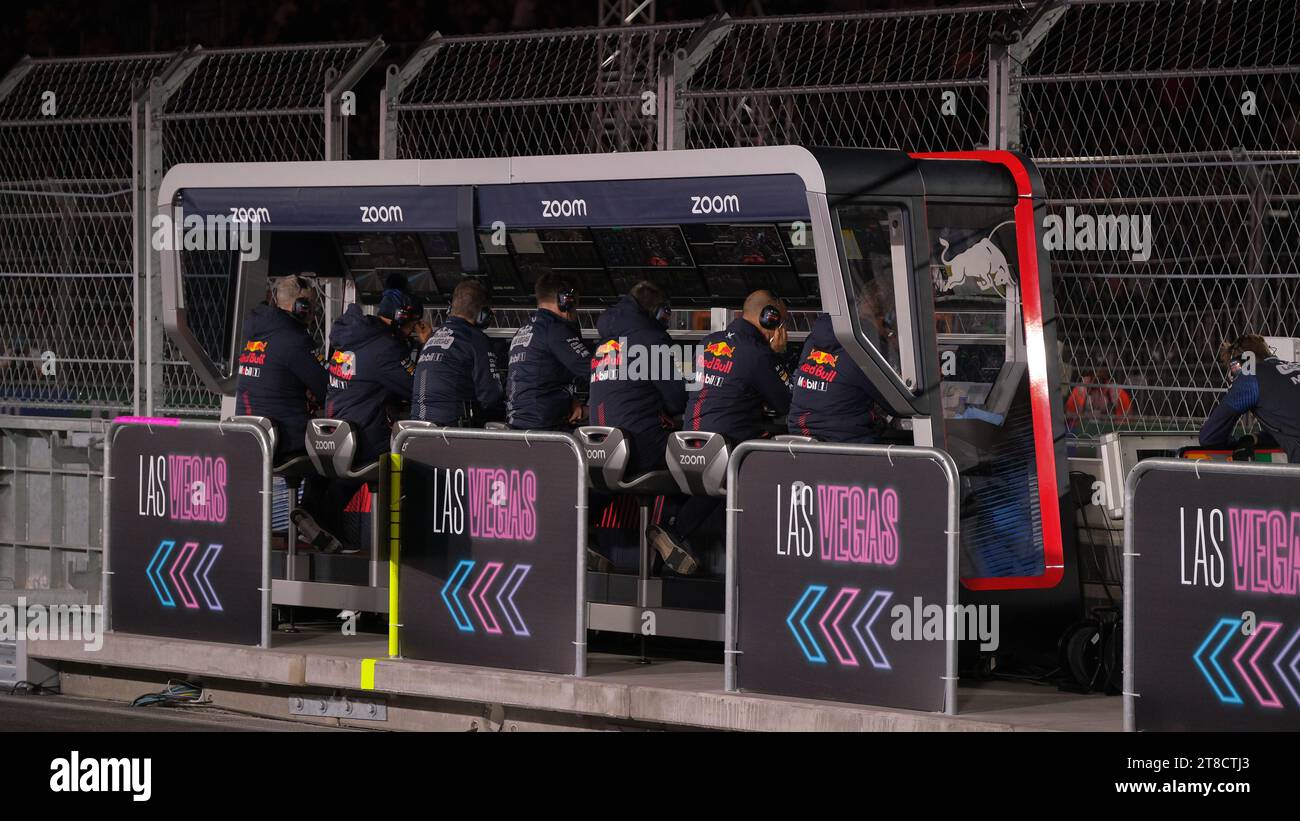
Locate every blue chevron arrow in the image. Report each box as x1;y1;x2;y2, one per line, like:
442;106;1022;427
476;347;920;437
1193;617;1243;705
787;585;827;664
441;560;476;632
145;539;176;608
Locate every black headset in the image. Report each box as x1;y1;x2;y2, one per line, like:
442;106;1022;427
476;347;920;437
289;276;314;323
759;303;783;331
652;300;672;327
392;298;422;326
557;287;578;314
475;306;495;329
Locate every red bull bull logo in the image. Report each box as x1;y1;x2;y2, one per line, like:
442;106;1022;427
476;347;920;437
243;340;268;353
807;349;838;367
705;341;736;358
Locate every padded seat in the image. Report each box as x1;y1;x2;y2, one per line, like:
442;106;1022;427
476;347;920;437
575;426;678;496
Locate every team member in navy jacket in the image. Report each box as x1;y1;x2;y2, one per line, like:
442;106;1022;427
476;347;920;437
588;281;687;473
506;273;593;430
235;274;346;552
788;312;890;443
648;290;792;575
325;280;430;465
411;278;504;426
683;289;792;441
1199;333;1300;462
235;275;329;459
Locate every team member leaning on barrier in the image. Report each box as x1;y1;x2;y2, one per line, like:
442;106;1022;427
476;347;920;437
325;275;432;467
410;278;505;427
1199;333;1300;462
648;290;793;575
506;272;593;430
234;273;346;553
787;295;892;444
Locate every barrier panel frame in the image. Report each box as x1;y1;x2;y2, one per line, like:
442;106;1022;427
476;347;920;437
390;427;589;678
724;440;960;715
103;417;274;648
1123;457;1300;732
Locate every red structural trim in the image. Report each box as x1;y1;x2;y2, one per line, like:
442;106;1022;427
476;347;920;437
910;150;1064;590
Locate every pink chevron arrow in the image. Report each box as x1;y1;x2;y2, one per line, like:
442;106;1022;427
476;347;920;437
817;587;860;667
1274;625;1300;709
1232;621;1283;709
467;561;503;635
169;541;199;610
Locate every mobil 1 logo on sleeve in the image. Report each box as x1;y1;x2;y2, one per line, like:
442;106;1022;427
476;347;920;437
732;448;956;712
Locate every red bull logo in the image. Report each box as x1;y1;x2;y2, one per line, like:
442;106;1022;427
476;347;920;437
328;350;356;381
705;341;736;358
243;340;268;353
807;349;838;367
595;339;621;358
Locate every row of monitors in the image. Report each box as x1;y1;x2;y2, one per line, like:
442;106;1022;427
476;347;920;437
334;223;821;306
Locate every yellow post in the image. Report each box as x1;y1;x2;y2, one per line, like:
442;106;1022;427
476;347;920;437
388;452;402;658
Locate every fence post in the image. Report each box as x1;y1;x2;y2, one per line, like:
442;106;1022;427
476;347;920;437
991;0;1067;151
380;31;444;160
324;36;386;162
141;48;205;415
656;13;731;150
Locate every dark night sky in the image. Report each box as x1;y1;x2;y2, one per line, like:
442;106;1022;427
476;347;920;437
0;0;997;71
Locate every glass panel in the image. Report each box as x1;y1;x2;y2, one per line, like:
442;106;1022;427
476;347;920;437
836;205;903;376
925;201;1044;580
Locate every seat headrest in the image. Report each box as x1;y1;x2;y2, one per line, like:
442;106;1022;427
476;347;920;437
574;426;630;491
305;418;359;478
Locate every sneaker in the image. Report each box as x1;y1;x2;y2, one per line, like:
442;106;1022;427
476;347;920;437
290;508;355;554
646;525;698;576
586;548;613;573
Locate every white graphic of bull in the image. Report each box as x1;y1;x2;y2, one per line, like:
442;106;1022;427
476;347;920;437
935;221;1016;293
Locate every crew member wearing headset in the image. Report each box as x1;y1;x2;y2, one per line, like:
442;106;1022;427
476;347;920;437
648;289;792;575
506;272;593;430
410;277;504;426
234;274;344;552
1199;333;1300;462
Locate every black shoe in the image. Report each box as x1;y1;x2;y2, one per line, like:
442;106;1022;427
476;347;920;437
290;508;354;554
646;525;698;576
586;548;613;573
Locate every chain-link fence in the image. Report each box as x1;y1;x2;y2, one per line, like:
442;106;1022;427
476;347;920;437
0;53;173;416
382;0;1300;438
1022;0;1300;433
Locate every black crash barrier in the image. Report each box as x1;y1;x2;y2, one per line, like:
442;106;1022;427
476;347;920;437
104;417;272;647
1124;459;1300;731
725;441;960;714
391;426;587;676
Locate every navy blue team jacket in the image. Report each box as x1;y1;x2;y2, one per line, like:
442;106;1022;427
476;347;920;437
506;308;591;430
324;304;416;463
234;303;329;459
685;317;791;442
410;315;504;426
787;313;890;443
1200;356;1300;462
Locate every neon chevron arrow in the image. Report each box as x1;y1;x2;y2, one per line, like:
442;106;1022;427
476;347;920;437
1193;618;1243;705
496;563;531;637
1274;624;1300;709
194;543;223;612
169;541;199;609
818;587;860;667
1233;620;1283;709
468;561;503;635
441;560;476;632
787;585;827;663
146;539;176;607
851;590;893;670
